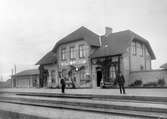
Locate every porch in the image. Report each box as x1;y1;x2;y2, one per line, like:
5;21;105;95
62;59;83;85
91;55;121;88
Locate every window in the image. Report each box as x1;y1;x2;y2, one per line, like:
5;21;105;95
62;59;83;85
139;43;144;57
131;41;137;55
79;44;86;58
146;48;150;57
70;46;76;60
61;48;66;61
110;65;116;80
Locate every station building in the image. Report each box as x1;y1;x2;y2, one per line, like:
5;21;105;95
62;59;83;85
36;26;156;88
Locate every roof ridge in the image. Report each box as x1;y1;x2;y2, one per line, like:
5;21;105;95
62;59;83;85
113;29;131;34
18;69;38;72
52;26;100;52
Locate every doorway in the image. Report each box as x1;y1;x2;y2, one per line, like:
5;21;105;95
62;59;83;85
96;70;102;87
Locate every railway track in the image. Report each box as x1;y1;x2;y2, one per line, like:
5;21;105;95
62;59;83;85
0;92;167;119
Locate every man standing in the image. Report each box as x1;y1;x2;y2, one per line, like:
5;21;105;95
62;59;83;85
116;72;126;94
60;77;66;93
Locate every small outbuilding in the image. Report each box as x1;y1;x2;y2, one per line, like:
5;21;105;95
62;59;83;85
12;69;39;88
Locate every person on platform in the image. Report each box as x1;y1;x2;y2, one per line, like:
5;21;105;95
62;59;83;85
116;72;126;94
60;76;66;93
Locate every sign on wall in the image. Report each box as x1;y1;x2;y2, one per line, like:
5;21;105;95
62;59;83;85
60;59;87;67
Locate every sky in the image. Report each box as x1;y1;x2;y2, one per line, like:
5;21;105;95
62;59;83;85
0;0;167;81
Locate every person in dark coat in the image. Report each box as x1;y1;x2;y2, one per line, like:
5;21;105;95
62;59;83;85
116;72;126;94
60;77;66;93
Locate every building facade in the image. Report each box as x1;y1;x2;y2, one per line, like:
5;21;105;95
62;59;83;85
12;69;39;88
37;26;155;88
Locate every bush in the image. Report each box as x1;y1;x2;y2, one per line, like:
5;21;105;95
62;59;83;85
143;82;158;87
129;80;143;87
158;79;166;87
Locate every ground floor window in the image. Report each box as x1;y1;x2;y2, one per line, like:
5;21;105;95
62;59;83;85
51;70;56;83
110;65;116;81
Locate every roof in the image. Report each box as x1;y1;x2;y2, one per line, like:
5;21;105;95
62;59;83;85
36;51;57;65
13;69;39;77
91;30;156;59
52;26;100;52
160;63;167;69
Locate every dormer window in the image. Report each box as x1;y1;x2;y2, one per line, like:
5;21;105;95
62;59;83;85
139;43;144;57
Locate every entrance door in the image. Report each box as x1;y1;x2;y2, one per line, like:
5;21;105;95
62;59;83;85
96;70;102;87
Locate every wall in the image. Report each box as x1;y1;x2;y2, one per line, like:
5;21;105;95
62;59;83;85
14;75;39;88
121;48;130;86
122;40;153;86
44;64;59;88
90;47;101;88
57;40;89;65
130;40;151;71
130;69;167;86
57;40;92;88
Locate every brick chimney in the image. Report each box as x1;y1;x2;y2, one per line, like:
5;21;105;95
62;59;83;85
105;27;112;36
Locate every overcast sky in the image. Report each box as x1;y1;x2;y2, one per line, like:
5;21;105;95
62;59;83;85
0;0;167;81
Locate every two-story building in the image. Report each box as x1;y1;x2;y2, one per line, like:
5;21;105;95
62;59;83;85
36;26;155;88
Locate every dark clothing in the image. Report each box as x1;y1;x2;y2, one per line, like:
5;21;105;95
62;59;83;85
116;74;126;94
119;84;125;94
71;77;76;89
60;78;66;93
60;78;66;86
61;85;65;93
117;75;125;85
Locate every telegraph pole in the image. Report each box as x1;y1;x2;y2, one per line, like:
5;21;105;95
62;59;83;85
14;64;16;74
11;69;13;76
11;69;14;88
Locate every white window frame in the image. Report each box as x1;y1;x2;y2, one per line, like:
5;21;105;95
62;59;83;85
79;44;86;58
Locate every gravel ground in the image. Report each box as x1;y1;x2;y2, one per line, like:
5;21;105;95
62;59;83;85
0;102;144;119
1;94;167;109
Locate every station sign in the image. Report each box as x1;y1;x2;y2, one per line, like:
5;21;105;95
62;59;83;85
60;59;87;66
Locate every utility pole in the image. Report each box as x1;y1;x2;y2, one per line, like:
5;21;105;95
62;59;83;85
11;69;13;88
11;69;13;76
14;65;16;74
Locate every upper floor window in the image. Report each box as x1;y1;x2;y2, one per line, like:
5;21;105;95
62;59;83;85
131;41;137;55
61;48;66;61
146;48;150;57
139;43;144;57
79;44;86;58
70;46;76;60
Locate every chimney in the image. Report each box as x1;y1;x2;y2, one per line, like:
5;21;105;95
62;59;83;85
105;27;112;36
